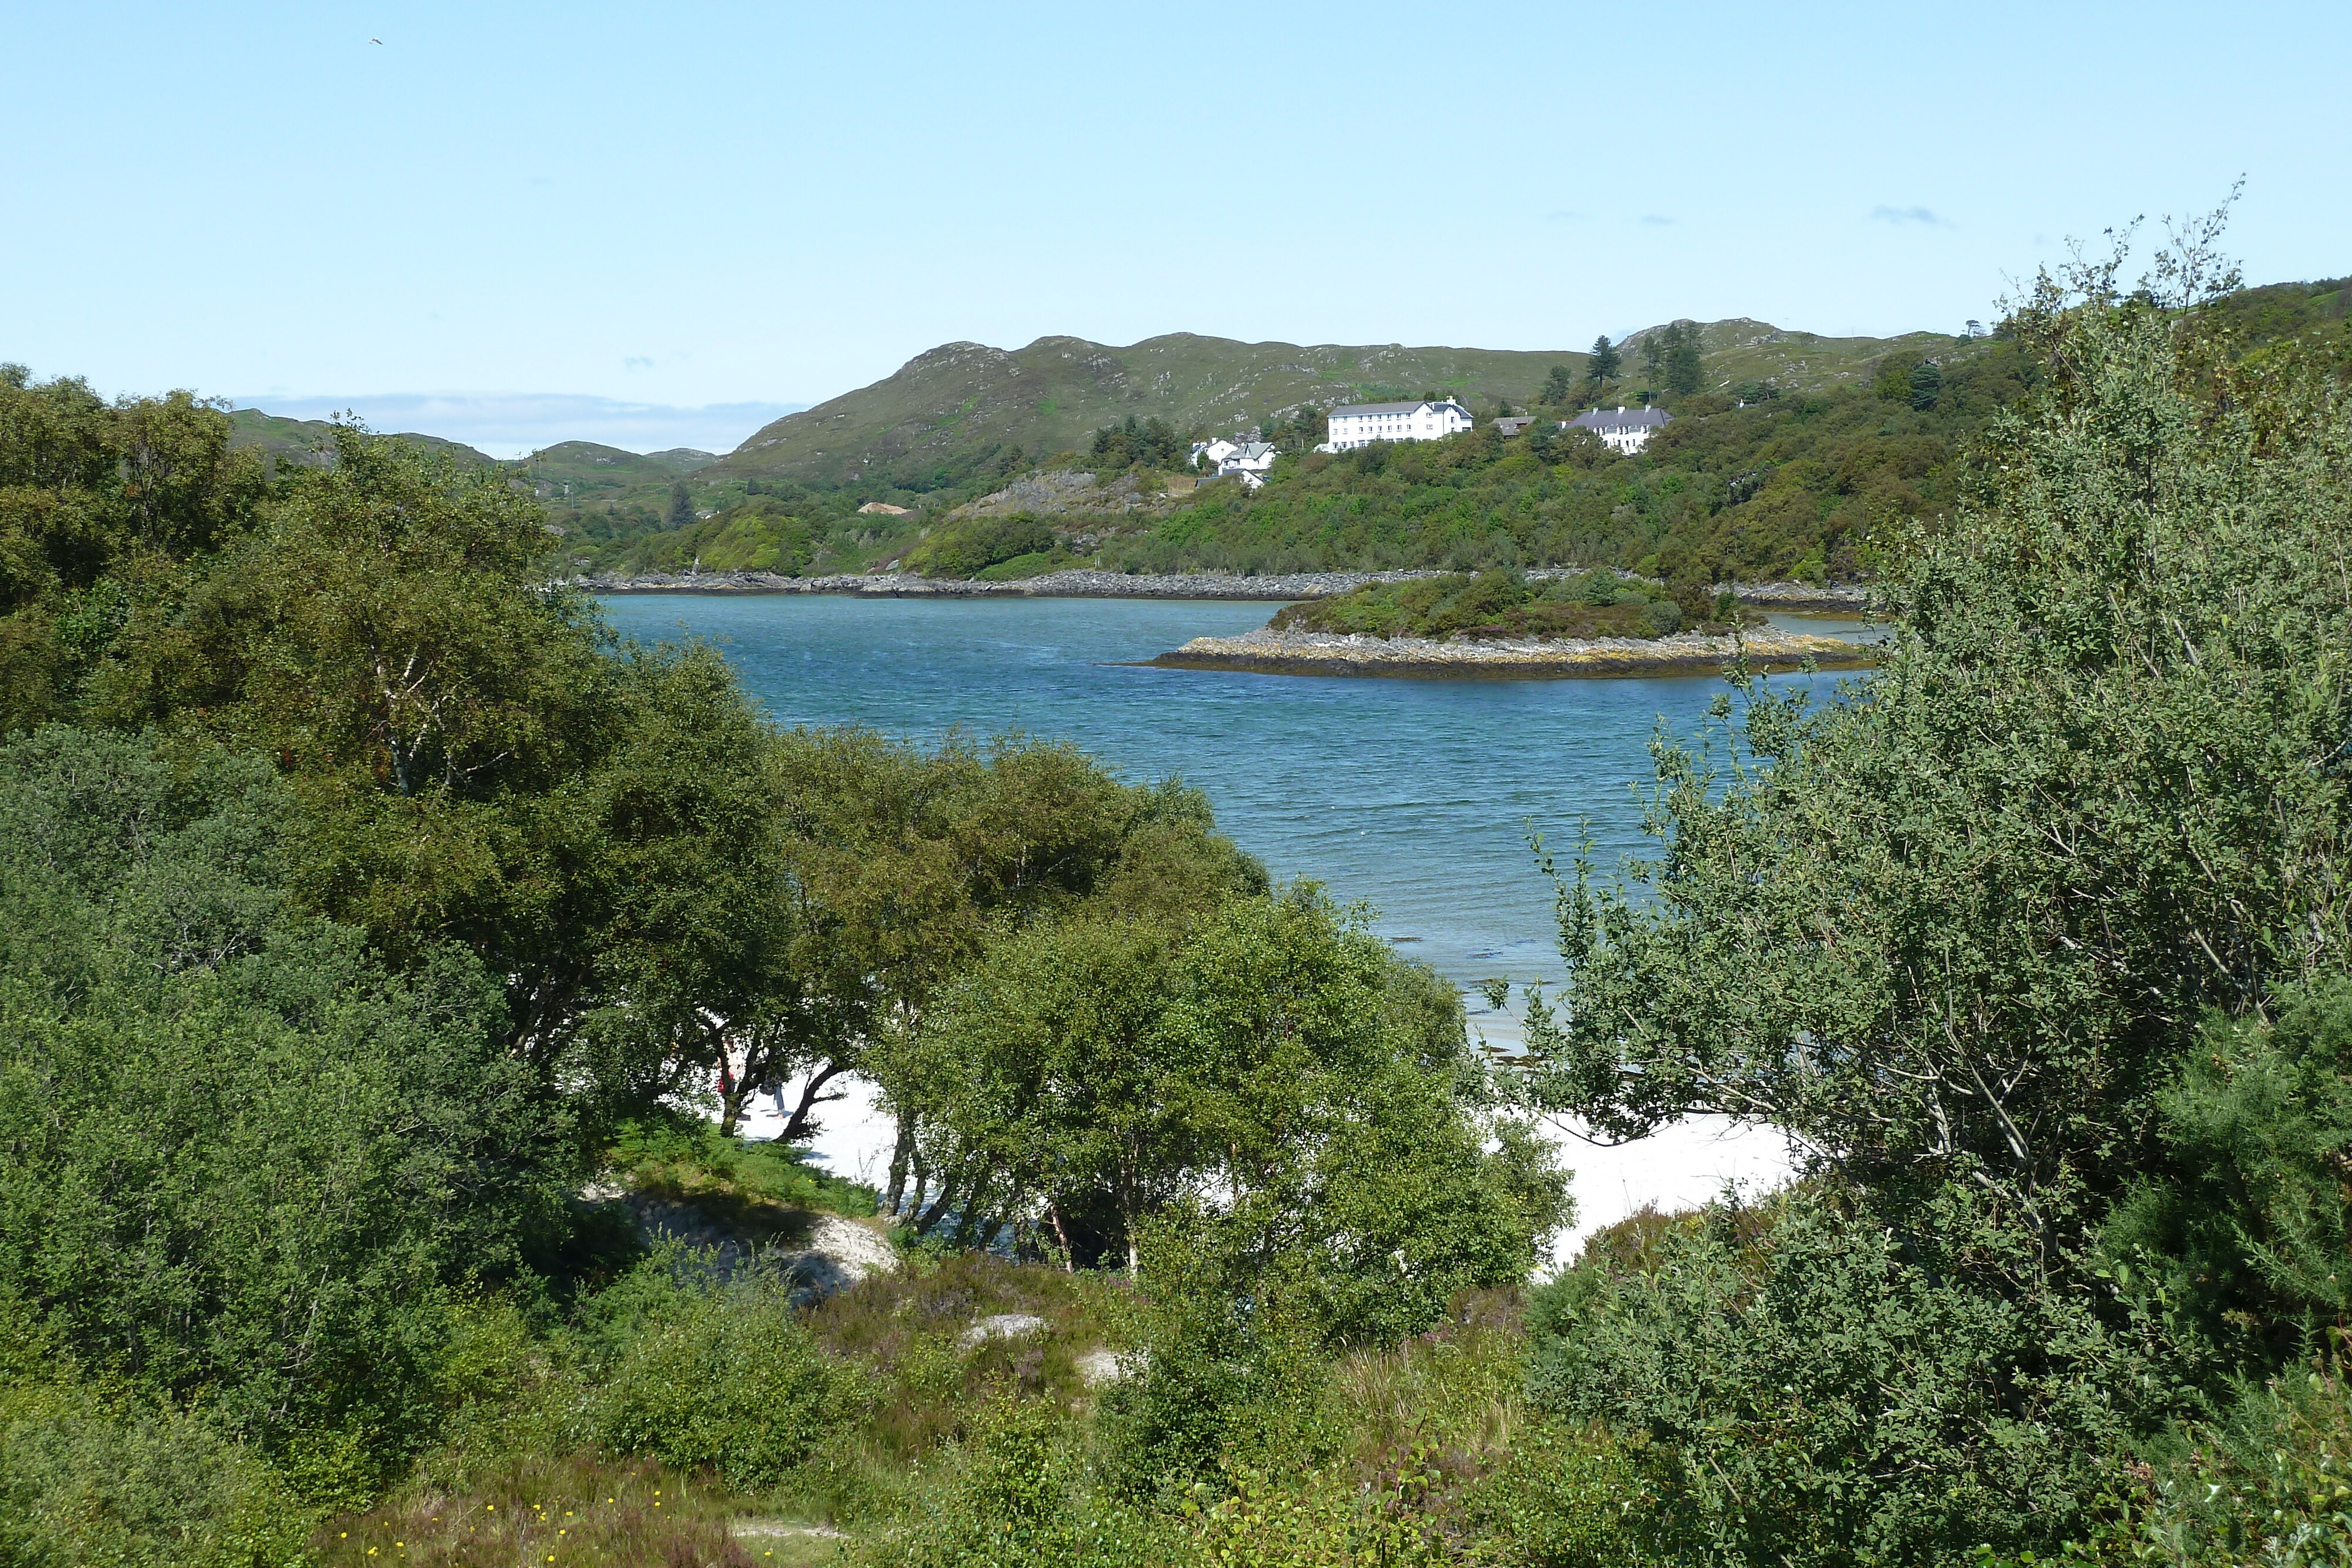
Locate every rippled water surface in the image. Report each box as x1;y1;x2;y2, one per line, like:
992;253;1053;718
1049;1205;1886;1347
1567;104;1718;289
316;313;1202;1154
601;593;1872;1237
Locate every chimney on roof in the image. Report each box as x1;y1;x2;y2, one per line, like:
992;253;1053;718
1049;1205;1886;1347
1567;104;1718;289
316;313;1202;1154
1616;405;1626;413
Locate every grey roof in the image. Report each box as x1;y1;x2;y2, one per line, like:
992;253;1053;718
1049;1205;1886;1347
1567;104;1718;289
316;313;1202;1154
1569;406;1674;432
1329;399;1462;417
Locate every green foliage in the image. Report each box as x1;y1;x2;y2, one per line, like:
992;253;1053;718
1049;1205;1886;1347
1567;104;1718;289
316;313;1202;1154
716;335;1622;498
802;1251;1144;1482
2127;1356;2352;1566
0;1380;312;1568
1518;223;2352;1560
883;916;1185;1269
1098;343;2033;583
1272;569;1696;641
315;1450;766;1568
0;369;267;731
1018;890;1571;1487
1585;336;1622;386
866;1398;1175;1568
587;493;825;576
2102;981;2352;1369
594;1276;870;1490
796;746;1266;1229
1527;1193;2141;1564
1645;322;1704;396
1908;359;1944;409
15;250;2352;1567
904;513;1058;579
1091;414;1191;471
892;886;1564;1308
609;1114;880;1219
0;727;585;1485
1462;1421;1659;1567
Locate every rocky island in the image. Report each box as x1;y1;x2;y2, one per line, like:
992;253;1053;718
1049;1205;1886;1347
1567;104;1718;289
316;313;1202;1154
1150;620;1875;678
1147;568;1879;678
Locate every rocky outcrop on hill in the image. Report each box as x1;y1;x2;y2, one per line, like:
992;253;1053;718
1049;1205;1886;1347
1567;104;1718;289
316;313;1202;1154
950;469;1157;518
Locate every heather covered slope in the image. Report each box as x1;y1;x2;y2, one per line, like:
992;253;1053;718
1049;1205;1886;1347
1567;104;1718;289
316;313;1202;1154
707;322;1989;498
709;334;1598;494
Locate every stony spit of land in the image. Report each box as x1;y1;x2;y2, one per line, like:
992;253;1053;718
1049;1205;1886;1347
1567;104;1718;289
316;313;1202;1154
582;567;1873;610
1148;621;1878;680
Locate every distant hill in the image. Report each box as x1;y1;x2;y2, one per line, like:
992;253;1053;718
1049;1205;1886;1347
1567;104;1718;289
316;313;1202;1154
704;322;1964;495
226;408;499;469
1620;317;1966;400
227;413;720;526
520;441;717;510
222;272;2348;586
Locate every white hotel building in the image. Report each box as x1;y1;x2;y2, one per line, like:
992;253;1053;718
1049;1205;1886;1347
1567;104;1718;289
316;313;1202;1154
1322;399;1474;452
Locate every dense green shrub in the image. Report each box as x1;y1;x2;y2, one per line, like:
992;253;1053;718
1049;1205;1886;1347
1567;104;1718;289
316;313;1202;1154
866;1398;1177;1568
1270;568;1710;642
2102;979;2352;1375
906;514;1057;578
1461;1420;1659;1567
0;727;584;1486
594;1276;870;1489
0;1381;310;1568
1521;233;2352;1561
1527;1195;2144;1563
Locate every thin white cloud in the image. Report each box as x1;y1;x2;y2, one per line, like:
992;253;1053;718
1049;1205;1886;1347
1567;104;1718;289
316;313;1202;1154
1869;204;1947;226
226;392;808;459
1543;208;1589;223
1639;214;1675;226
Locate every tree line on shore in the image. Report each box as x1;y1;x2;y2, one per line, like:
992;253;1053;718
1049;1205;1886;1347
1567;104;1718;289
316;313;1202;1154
7;219;2352;1566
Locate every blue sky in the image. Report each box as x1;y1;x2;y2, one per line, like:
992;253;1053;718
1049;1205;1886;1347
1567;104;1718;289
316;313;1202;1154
4;1;2344;455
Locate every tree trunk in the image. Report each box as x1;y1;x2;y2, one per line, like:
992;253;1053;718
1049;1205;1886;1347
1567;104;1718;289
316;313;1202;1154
885;1118;914;1218
913;1174;961;1238
777;1058;849;1146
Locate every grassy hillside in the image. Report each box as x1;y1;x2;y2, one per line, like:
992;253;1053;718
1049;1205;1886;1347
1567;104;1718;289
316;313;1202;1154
524;440;716;505
240;273;2352;586
705;322;1967;500
227;407;499;469
523;442;724;567
888;337;2023;586
1619;316;1967;400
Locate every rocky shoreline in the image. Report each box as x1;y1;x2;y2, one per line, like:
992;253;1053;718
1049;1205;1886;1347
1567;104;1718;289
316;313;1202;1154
583;567;1872;610
1147;623;1879;680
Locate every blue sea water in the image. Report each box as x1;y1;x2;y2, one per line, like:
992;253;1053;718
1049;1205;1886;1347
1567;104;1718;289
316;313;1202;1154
600;593;1872;1238
600;594;1869;1027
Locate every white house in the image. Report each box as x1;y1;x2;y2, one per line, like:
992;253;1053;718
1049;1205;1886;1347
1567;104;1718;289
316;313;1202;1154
1568;404;1673;456
1192;437;1241;469
1322;399;1474;452
1217;441;1278;489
